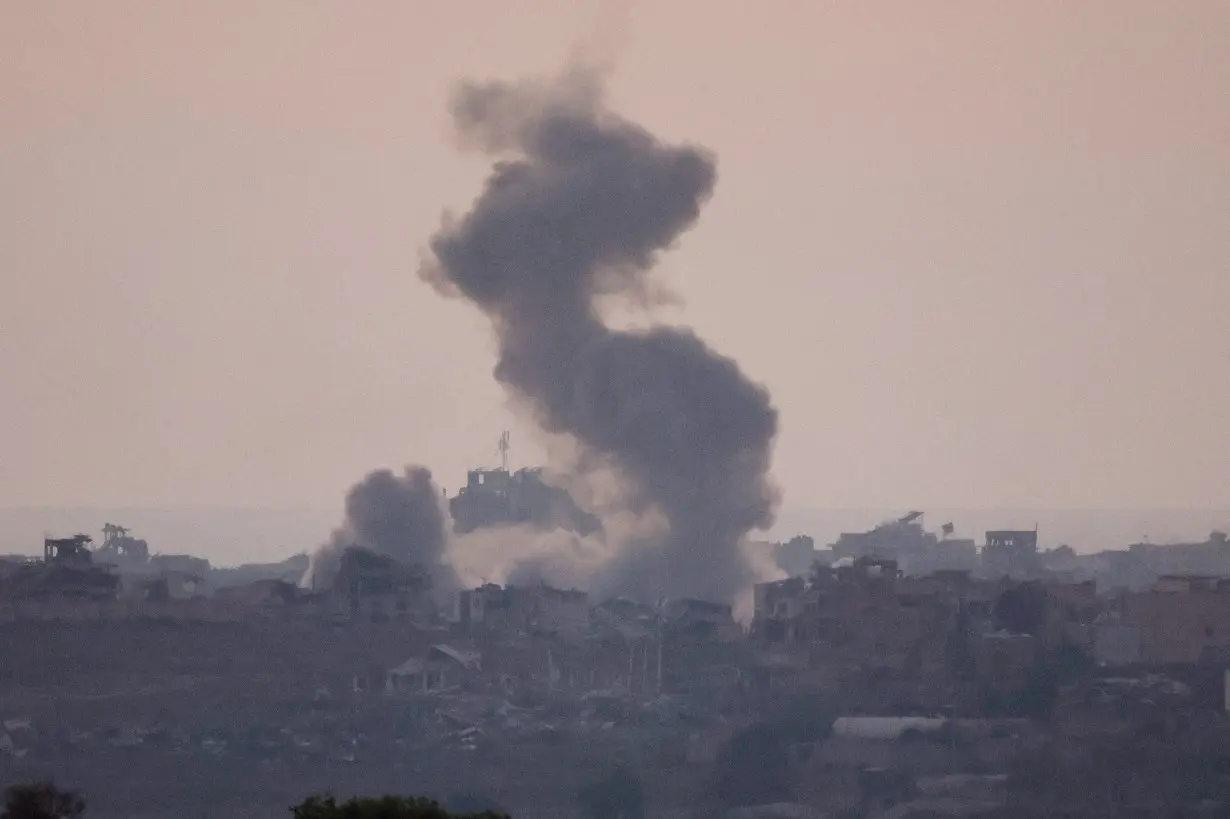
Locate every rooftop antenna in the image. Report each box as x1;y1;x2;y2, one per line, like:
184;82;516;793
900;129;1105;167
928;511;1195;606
498;430;511;472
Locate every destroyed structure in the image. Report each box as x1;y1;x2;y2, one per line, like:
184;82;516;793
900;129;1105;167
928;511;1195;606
449;466;602;536
94;523;150;567
445;432;601;538
0;524;311;612
456;582;590;638
828;512;979;577
328;545;436;621
981;529;1041;579
762;513;1230;594
0;534;119;603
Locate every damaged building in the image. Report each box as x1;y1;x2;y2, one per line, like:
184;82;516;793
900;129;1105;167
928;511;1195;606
384;644;484;694
981;529;1042;579
0;535;119;603
329;546;435;621
1095;572;1230;666
662;598;741;641
94;523;151;568
829;512;978;576
1082;531;1230;591
752;557;991;681
455;582;589;638
448;466;601;536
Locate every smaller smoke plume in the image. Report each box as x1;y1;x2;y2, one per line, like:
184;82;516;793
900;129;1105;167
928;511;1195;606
303;466;458;591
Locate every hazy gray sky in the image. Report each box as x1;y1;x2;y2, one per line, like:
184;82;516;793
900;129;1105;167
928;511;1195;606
2;0;1227;512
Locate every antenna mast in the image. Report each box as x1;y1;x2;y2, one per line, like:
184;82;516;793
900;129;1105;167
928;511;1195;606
498;430;511;472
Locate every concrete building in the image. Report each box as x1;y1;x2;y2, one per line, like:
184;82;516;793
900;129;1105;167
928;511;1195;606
753;558;959;677
456;582;589;637
1094;621;1142;666
663;598;740;640
449;466;601;536
329;547;435;621
386;644;483;694
0;536;119;603
981;530;1041;579
1113;582;1230;665
828;512;977;576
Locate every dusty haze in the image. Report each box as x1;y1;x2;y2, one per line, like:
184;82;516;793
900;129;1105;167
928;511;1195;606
2;1;1228;517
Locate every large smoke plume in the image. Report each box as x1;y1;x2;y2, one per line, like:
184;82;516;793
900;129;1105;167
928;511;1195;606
303;466;458;592
421;66;780;604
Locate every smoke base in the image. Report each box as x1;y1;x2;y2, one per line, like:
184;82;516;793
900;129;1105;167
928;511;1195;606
303;466;457;593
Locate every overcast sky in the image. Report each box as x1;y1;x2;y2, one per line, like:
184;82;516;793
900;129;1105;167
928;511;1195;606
2;0;1227;512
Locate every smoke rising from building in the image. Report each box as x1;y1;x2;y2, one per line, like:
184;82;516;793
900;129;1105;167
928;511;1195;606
303;466;458;592
421;65;780;604
450;523;608;592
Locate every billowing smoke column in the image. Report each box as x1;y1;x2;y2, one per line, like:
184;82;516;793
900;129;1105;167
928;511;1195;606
303;465;458;592
421;67;780;604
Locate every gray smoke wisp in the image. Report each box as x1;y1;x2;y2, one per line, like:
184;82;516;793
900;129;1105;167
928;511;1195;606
421;66;780;604
303;465;459;592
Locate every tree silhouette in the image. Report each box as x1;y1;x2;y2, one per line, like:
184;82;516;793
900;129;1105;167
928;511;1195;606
290;795;508;819
713;722;794;807
2;783;85;819
577;766;645;819
993;582;1046;636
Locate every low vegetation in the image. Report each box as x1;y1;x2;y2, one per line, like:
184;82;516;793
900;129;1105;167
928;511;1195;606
1;783;85;819
3;785;511;819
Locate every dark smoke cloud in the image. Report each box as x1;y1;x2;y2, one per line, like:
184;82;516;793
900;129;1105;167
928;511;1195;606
303;466;458;592
421;67;779;604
